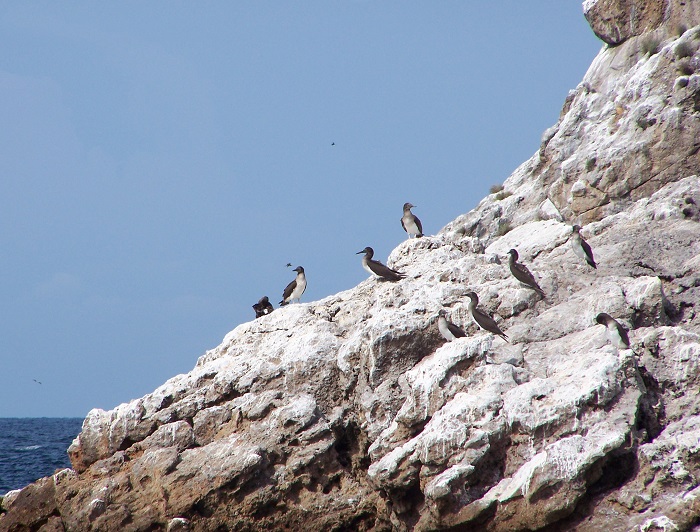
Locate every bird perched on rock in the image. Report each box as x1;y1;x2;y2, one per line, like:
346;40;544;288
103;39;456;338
401;202;423;238
252;296;274;318
465;291;509;342
571;225;597;269
279;266;306;306
437;310;467;342
356;247;405;282
506;249;546;298
595;313;630;349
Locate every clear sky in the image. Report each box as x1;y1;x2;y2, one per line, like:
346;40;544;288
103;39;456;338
0;3;602;417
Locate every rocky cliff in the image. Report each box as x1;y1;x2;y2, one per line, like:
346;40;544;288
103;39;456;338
3;1;700;531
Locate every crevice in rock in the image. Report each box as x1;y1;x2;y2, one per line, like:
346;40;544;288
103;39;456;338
118;437;138;453
540;450;639;532
329;510;379;532
332;420;371;476
636;366;665;442
440;356;477;388
664;298;695;325
385;483;425;530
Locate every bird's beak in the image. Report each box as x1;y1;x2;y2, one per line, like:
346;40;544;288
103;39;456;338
356;250;364;254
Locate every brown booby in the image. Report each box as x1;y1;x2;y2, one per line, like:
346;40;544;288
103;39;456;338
571;225;597;269
465;291;509;342
401;202;423;238
356;247;405;282
279;266;306;306
437;310;467;342
595;313;630;349
252;296;274;318
507;249;546;298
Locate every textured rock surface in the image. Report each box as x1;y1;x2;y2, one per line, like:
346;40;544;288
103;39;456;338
3;2;700;531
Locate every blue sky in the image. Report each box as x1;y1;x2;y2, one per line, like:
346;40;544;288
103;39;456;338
0;3;602;417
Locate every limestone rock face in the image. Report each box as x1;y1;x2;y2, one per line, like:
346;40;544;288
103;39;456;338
583;0;700;46
3;3;700;532
583;0;665;45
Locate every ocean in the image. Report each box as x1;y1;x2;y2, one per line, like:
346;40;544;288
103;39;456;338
0;418;83;497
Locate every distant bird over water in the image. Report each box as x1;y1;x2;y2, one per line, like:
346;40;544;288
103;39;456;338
466;291;509;342
437;310;467;342
252;296;274;318
571;225;597;269
356;247;405;282
507;249;546;298
595;313;630;349
280;266;306;306
33;379;42;385
401;202;423;238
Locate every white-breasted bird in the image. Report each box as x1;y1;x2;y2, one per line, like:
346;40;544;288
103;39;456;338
437;310;467;342
595;313;630;349
571;225;597;269
401;202;423;238
279;266;306;306
356;247;405;282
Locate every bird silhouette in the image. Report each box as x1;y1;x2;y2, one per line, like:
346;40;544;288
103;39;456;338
252;296;274;318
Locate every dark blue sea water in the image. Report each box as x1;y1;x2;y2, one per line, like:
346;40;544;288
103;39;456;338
0;418;83;497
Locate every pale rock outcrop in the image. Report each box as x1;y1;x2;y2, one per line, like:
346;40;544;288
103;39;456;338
2;1;700;531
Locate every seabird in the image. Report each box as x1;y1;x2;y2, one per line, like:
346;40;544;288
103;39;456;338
33;379;42;385
595;313;630;349
465;291;509;342
356;247;405;282
401;202;423;238
571;225;597;269
279;266;306;306
252;296;274;318
437;310;467;342
286;263;292;268
506;249;546;298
